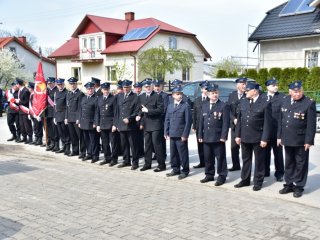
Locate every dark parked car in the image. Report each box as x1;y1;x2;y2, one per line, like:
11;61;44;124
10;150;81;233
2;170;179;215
180;78;255;108
316;104;320;133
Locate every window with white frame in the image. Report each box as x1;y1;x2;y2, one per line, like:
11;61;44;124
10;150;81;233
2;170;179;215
82;38;87;49
169;36;177;49
106;66;117;82
89;38;95;58
182;67;190;81
98;37;102;50
72;67;81;81
305;50;319;68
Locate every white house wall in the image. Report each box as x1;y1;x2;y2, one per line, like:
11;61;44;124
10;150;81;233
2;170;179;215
139;33;205;81
259;36;320;69
104;55;135;81
5;41;56;79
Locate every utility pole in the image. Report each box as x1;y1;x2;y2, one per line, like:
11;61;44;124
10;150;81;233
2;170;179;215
247;24;256;69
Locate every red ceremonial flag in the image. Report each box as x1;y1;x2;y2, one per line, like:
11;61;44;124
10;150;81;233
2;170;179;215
32;61;48;117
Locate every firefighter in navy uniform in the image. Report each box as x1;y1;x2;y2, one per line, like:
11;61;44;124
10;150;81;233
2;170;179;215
46;77;60;152
165;86;192;180
6;82;21;142
168;79;192;105
192;81;209;169
134;81;145;158
153;79;169;159
65;77;85;157
227;77;247;171
15;78;33;144
198;84;230;186
78;82;99;162
95;82;119;166
278;81;316;198
261;78;285;181
234;82;272;191
54;78;71;155
114;79;141;170
138;79;166;172
92;77;103;97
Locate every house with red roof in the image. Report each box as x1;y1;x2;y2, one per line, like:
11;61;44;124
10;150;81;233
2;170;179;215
0;36;56;80
49;12;211;84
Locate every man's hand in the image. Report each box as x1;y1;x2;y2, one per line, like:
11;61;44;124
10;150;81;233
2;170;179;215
123;118;129;124
277;139;282;147
181;137;188;142
233;119;237;125
164;135;169;140
15;99;20;104
140;125;144;130
93;124;96;128
112;125;117;132
192;128;196;132
135;116;141;122
97;126;101;132
220;139;226;143
235;137;241;145
304;144;312;151
53;118;57;125
141;105;148;113
64;119;68;125
28;115;31;120
198;138;203;143
260;141;267;148
76;120;79;125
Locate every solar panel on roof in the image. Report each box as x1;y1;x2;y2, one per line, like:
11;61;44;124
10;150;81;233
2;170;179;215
120;26;159;42
279;0;315;16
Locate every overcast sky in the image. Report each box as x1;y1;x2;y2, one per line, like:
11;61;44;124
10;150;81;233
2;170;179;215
0;0;286;63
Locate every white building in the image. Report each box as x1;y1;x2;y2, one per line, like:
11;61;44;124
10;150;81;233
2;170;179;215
49;12;211;85
249;0;320;69
0;36;56;79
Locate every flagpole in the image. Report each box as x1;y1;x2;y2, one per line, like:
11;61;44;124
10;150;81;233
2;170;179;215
38;46;49;146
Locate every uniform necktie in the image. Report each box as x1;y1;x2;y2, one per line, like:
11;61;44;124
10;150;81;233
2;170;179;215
250;99;253;107
210;103;214;110
174;103;178;108
268;95;273;101
202;97;206;101
238;94;242;100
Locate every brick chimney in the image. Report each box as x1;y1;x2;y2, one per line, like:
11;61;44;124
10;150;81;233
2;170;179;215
125;12;135;21
18;36;27;44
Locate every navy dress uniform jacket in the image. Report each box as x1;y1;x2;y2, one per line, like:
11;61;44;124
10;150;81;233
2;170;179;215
18;87;30;115
140;91;164;132
261;92;286;139
54;88;68;122
159;91;169;114
78;94;98;130
192;96;209;130
164;100;192;138
277;95;316;146
114;92;140;131
46;86;58;118
95;94;116;130
227;90;246;131
235;96;272;143
66;89;84;123
198;100;230;142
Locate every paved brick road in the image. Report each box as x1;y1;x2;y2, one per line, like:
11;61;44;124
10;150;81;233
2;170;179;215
1;116;320;239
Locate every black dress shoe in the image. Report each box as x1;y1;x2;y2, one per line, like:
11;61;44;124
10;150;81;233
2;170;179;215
7;136;16;141
68;152;79;157
154;167;166;172
178;173;188;180
83;156;92;161
228;167;241;172
293;191;303;198
234;181;250;188
140;166;151;171
109;161;117;167
193;164;205;169
276;176;284;182
200;176;214;183
56;149;65;154
131;165;139;170
253;185;262;191
99;160;110;165
279;186;294;194
118;163;130;168
78;154;85;159
215;181;225;186
166;171;180;177
91;158;99;163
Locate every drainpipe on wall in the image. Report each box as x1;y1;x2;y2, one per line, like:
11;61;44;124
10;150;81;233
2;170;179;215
130;53;136;83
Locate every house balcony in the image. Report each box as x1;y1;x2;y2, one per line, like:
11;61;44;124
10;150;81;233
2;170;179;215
72;48;103;63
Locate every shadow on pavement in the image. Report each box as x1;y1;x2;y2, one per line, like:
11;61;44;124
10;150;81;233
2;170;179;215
0;216;24;239
305;173;320;194
0;160;39;176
